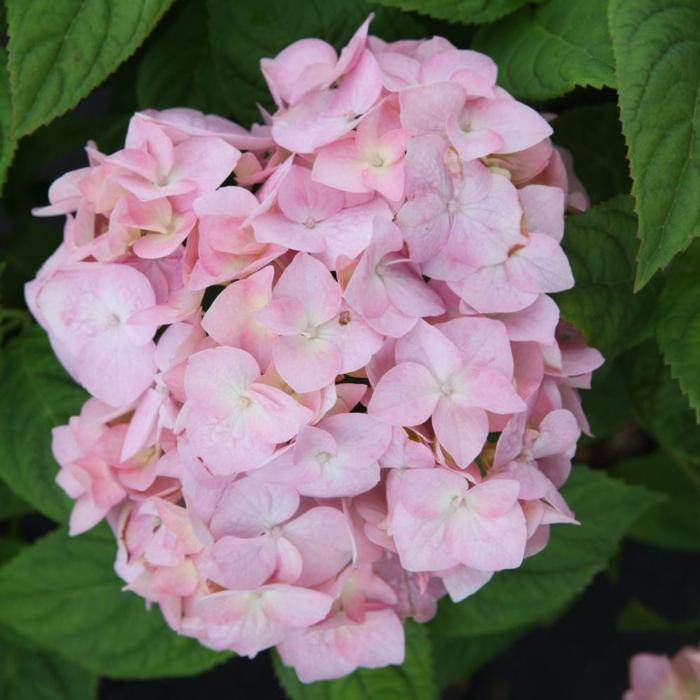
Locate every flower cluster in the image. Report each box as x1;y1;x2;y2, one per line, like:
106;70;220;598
625;646;700;700
27;16;602;682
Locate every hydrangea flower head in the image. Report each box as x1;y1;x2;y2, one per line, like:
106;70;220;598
29;16;602;683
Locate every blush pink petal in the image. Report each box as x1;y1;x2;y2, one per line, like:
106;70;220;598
279;609;404;682
210;477;299;539
201;266;275;369
282;506;354;586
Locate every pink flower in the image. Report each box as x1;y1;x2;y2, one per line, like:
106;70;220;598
31;263;158;407
258;412;392;497
25;15;602;683
390;468;527;572
191;186;284;290
446;94;552;162
109;120;240;202
195;584;333;657
313;98;412;201
207;476;353;588
625;646;700;700
257;253;382;392
396;134;524;265
201;266;276;369
182;346;313;473
344;217;445;337
369;319;524;467
252;165;392;264
278;566;404;682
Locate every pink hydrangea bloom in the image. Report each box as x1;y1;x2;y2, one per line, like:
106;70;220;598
625;646;700;700
28;15;601;684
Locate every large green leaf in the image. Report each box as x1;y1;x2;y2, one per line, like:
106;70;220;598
6;0;175;137
207;0;424;126
556;196;659;359
0;49;17;194
0;637;97;700
430;466;660;637
273;620;437;700
622;341;700;463
552;103;631;205
609;0;700;289
429;628;525;690
0;481;30;521
472;0;615;100
369;0;538;25
579;359;633;439
0;640;97;700
613;452;700;551
0;538;24;567
656;244;700;421
0;524;231;679
0;327;86;522
137;1;229;115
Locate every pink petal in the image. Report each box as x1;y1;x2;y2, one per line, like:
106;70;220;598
395;320;463;382
447;497;526;570
519;185;565;242
201;266;275;368
278;165;345;222
440;565;493;602
272;253;341;326
312;137;369;193
282;506;354;586
448;263;538;314
184;347;260;409
272;91;360;153
368;362;439;426
432;398;489;467
531;409;580;459
170;136;240;194
330;49;383;117
210;477;300;538
207;535;278;589
399;82;465;132
469;98;552;154
278;609;404;683
437;316;514;377
272;334;342;393
507;233;574;294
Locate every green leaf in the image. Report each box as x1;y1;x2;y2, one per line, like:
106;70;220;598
137;1;229;115
0;524;231;679
430;466;660;637
0;481;30;521
552;103;631;205
6;0;175;137
472;0;615;100
579;359;633;439
0;327;86;523
612;452;700;551
657;244;700;421
273;620;437;700
0;638;97;700
429;628;525;690
618;600;700;635
0;538;24;567
369;0;538;25
609;0;700;289
0;49;18;194
556;195;659;358
207;0;424;126
622;340;700;463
